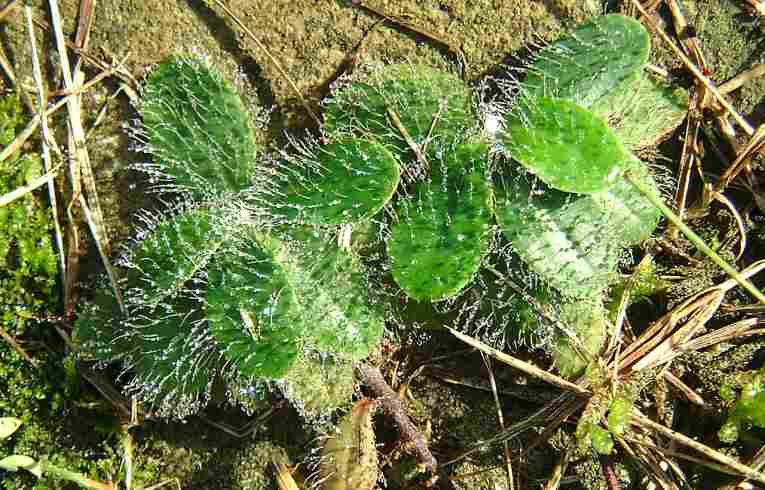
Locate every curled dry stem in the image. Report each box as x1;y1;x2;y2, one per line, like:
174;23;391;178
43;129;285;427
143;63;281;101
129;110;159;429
480;353;514;490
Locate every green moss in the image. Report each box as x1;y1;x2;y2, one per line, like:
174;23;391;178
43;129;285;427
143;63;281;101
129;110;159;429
0;343;121;489
684;0;765;115
719;367;765;443
231;441;290;490
279;354;356;421
0;92;58;337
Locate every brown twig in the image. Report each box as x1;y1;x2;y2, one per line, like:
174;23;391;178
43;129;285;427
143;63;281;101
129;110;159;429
0;0;18;21
599;454;621;490
358;363;449;485
0;326;37;367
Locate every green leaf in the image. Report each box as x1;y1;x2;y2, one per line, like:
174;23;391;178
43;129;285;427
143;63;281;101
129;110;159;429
503;97;628;194
141;56;259;197
524;14;650;109
591;74;689;150
76;207;233;418
266;138;401;226
127;208;228;310
388;143;493;301
285;229;385;360
0;417;22;439
325;64;475;159
589;425;615;455
551;298;606;379
207;232;300;379
607;396;633;436
0;455;41;478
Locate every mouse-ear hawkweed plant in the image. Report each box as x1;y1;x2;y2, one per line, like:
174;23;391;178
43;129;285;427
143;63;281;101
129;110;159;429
76;13;688;420
76;56;385;418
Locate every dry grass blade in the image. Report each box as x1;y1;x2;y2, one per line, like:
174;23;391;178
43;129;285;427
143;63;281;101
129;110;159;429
680;317;764;352
49;0;109;253
480;353;514;490
607;254;654;355
744;0;765;17
510;394;587;471
0;164;59;207
717;124;765;191
274;463;300;490
443;391;581;468
0;96;67;163
428;367;560;404
543;448;570;490
25;4;67;296
662;371;705;406
633;414;765;484
722;445;765;489
448;328;590;395
671;106;700;229
121;429;134;490
78;194;124;314
622;261;765;372
666;0;709;73
0;42;16;84
628;288;722;371
630;0;754;135
719;64;765;95
485;265;592;361
51;65;120;98
142;479;181;490
626;433;753;479
614;284;718;372
619;436;679;490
